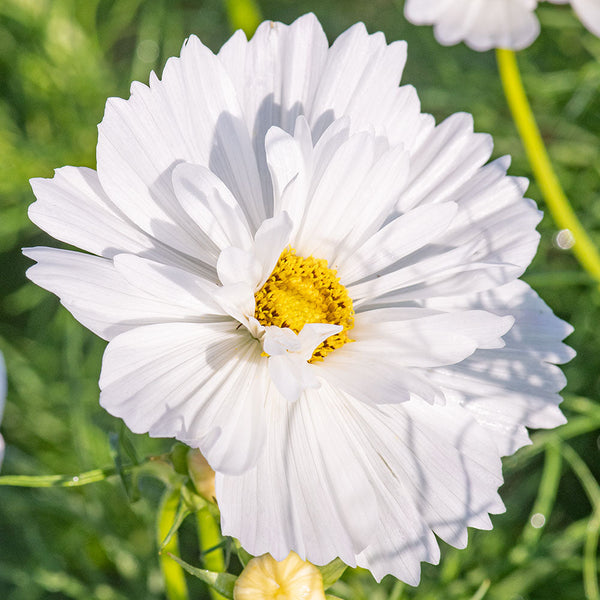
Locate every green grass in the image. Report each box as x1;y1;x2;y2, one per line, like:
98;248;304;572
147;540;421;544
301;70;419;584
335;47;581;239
1;0;599;598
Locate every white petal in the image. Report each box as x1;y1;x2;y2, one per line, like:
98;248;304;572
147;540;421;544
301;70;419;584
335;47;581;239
349;308;513;368
113;253;220;315
404;0;453;23
29;167;156;259
425;280;574;363
571;0;600;37
97;34;265;257
309;23;407;140
262;326;301;356
434;157;541;277
422;280;571;455
29;167;216;286
216;213;292;290
217;247;262;288
263;323;341;402
268;354;320;402
253;212;293;287
100;322;267;474
317;352;437;405
172;162;254;257
218;14;330;206
400;113;493;212
297;323;343;360
212;283;257;327
349;239;520;305
24;247;224;340
351;398;505;553
336;202;457;284
287;128;411;263
218;382;380;566
265;124;307;230
303;142;412;262
405;0;541;51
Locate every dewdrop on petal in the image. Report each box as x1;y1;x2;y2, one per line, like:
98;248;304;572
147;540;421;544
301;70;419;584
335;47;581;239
234;552;325;600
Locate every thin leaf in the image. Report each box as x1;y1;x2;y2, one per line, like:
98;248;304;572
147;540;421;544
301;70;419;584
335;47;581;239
318;557;348;589
167;554;237;600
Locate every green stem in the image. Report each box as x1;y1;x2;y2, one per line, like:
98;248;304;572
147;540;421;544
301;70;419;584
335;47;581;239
223;0;262;37
562;445;600;600
197;507;228;600
0;467;119;487
496;48;600;286
519;442;563;550
158;489;189;600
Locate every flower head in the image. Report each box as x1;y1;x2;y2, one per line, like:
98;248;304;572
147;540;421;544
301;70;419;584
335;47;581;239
234;552;325;600
404;0;600;51
25;14;573;584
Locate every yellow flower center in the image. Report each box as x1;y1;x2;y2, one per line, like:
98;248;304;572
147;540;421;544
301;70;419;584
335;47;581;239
254;248;354;362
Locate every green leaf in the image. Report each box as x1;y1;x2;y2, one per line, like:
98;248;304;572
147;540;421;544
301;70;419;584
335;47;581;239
109;431;140;502
170;443;191;475
167;554;237;599
317;557;347;589
233;541;254;568
159;495;192;553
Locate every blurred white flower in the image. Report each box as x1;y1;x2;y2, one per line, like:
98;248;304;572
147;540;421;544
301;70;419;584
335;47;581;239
404;0;600;51
0;352;6;468
25;14;573;584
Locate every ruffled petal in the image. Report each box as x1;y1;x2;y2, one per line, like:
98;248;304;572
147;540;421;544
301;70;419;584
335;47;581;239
218;381;380;566
571;0;600;37
97;34;265;258
24;248;225;340
336;202;457;284
172;162;254;259
352;397;504;580
219;383;504;582
100;322;268;474
405;0;541;51
218;14;330;207
422;280;571;455
29;167;156;259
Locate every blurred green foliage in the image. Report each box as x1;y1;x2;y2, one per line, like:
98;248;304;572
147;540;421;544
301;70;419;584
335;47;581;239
0;0;599;598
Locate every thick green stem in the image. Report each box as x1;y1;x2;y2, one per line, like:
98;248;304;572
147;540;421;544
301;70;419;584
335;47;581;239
496;48;600;287
197;507;228;600
158;489;189;600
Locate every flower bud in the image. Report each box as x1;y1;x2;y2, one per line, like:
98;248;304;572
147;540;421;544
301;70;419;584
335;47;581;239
234;551;325;600
186;449;216;502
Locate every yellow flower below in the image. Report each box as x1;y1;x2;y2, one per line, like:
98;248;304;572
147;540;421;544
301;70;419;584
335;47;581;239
234;551;326;600
254;248;354;361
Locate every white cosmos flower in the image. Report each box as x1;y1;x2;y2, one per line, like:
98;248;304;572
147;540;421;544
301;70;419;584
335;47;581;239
25;14;573;584
404;0;600;51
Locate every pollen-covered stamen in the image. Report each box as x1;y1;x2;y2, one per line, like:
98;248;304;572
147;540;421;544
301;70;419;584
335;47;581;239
254;248;354;361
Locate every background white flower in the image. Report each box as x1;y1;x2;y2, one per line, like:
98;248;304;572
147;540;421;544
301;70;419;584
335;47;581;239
25;14;573;584
404;0;600;51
